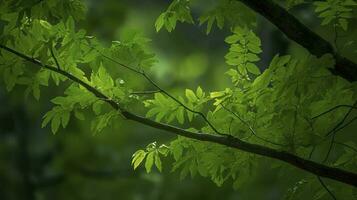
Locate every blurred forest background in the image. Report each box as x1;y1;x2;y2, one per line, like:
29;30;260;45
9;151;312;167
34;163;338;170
0;0;356;199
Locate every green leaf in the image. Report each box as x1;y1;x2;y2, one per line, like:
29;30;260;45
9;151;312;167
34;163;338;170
196;86;204;98
246;53;260;62
155;152;162;172
225;35;240;44
176;107;185;124
132;150;147;170
61;112;70;128
155;0;194;32
185;89;197;102
145;152;155;173
155;13;165;32
91;110;118;134
92;101;103;115
42;106;71;134
39;20;52;30
91;65;114;89
51;115;61;134
74;110;85;120
314;0;356;29
246;63;261;75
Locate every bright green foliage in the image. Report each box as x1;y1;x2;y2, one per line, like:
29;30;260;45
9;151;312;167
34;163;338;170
132;142;169;172
314;0;357;30
155;0;194;32
41;65;128;134
42;84;96;133
1;0;357;199
91;110;119;135
90;65;126;100
156;52;356;197
156;0;255;34
224;27;262;86
0;14;97;96
168;136;257;188
42;106;71;134
199;0;256;34
144;87;208;124
0;0;86;27
108;32;157;69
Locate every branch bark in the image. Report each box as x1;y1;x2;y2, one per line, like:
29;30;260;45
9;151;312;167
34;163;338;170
1;44;357;187
237;0;357;82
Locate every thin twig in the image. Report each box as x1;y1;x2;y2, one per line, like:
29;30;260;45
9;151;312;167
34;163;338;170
309;146;316;159
334;141;357;154
325;101;357;137
332;116;357;134
317;176;337;200
130;90;161;95
220;103;287;147
312;104;357;120
94;48;142;75
50;46;61;70
323;132;336;163
96;49;225;136
142;72;226;136
322;101;357;162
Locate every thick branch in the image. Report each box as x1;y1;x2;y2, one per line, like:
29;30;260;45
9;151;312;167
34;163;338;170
237;0;357;82
1;44;357;187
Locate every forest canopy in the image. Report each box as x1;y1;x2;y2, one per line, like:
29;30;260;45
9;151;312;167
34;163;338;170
0;0;357;199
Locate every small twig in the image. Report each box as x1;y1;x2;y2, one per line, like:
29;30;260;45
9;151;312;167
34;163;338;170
94;48;143;75
330;115;357;135
220;103;287;147
323;132;336;163
317;176;337;200
130;90;161;95
325;101;357;137
142;72;226;136
97;48;225;136
334;141;357;154
309;146;316;159
322;101;357;163
228;117;234;135
333;19;339;54
312;104;357;120
50;46;61;70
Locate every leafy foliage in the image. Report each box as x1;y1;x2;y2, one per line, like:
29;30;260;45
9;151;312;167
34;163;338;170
155;0;256;34
132;142;169;172
198;0;256;34
224;27;262;86
155;0;194;32
144;87;208;124
314;0;357;30
0;0;357;199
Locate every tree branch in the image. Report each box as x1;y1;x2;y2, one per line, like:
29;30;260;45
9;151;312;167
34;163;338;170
1;44;357;187
237;0;357;82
